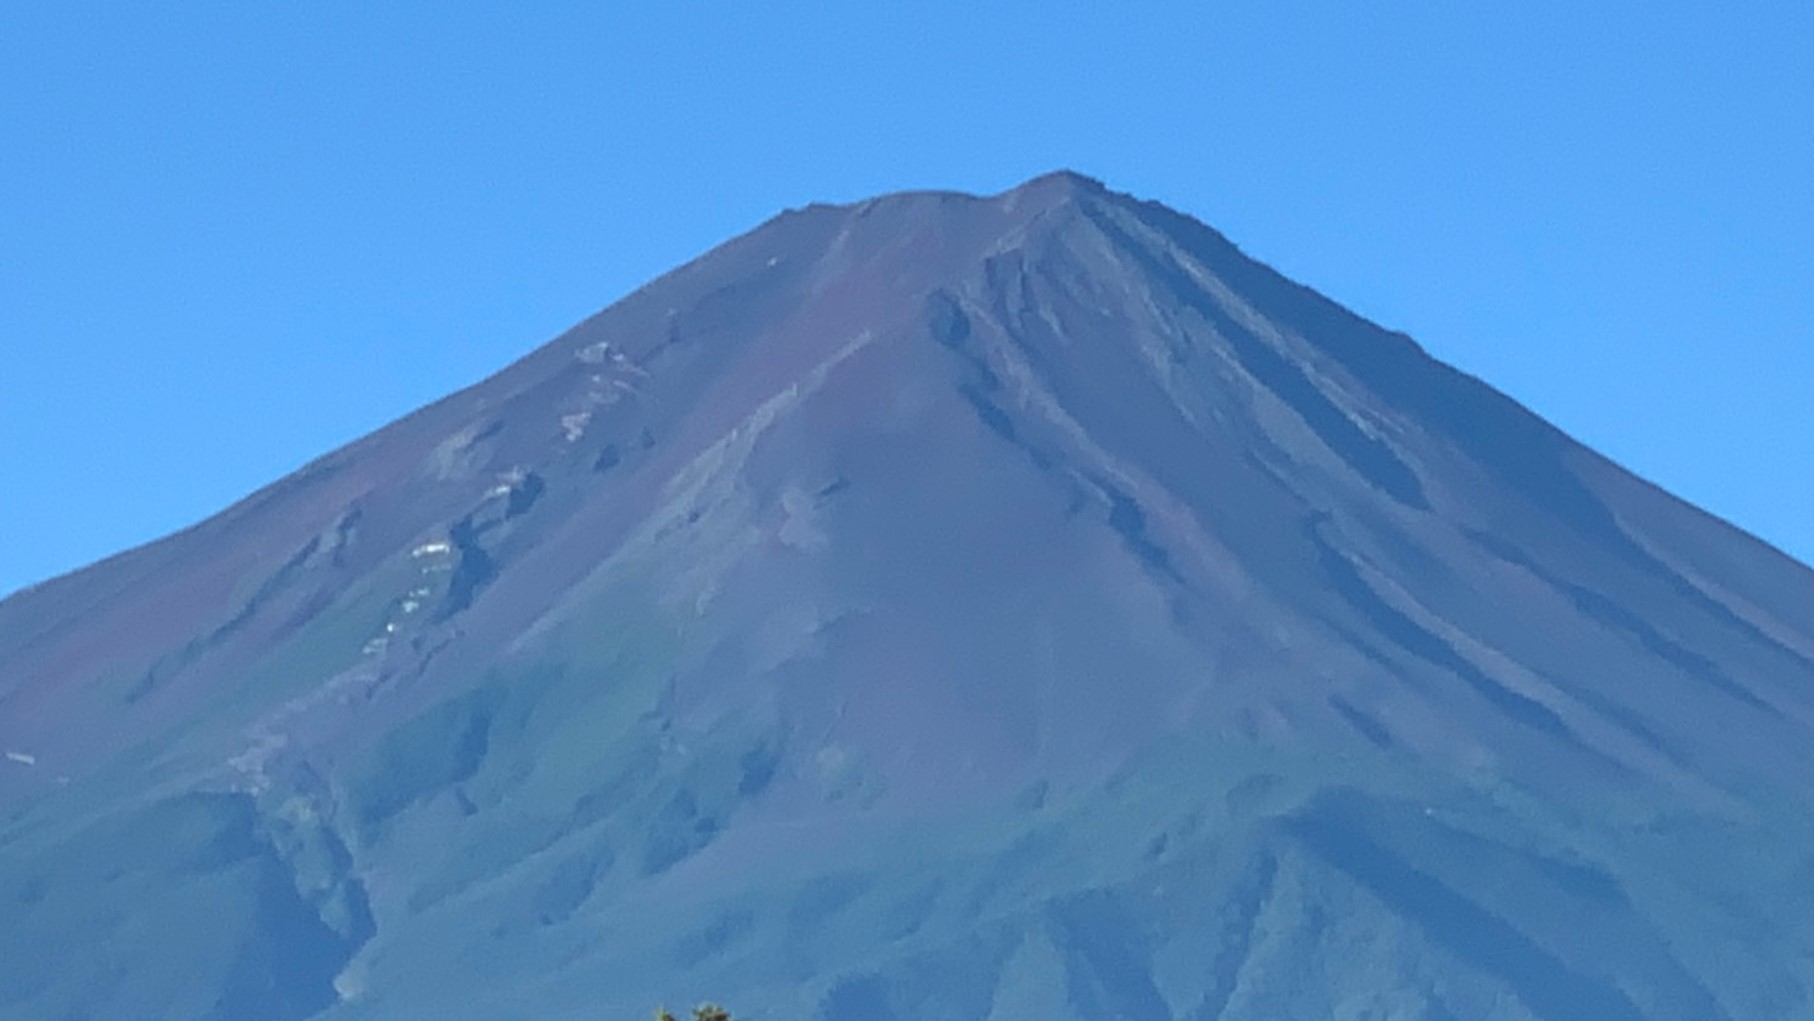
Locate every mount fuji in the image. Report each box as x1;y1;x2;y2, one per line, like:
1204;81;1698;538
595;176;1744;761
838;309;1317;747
3;172;1812;1021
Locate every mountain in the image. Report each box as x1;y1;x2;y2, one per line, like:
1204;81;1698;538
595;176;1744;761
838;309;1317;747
3;171;1814;1021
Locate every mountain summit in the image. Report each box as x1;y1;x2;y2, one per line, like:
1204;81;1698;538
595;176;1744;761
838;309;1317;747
3;174;1813;1021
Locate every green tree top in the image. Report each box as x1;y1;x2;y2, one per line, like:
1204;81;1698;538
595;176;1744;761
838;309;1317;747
653;1004;732;1021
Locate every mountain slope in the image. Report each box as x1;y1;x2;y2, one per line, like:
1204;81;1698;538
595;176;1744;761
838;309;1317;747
3;172;1812;1021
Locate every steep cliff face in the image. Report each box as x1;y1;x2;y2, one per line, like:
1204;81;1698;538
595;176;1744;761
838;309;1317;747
3;172;1812;1021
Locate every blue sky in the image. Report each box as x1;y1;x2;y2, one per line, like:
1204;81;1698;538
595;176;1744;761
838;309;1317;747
2;4;1809;597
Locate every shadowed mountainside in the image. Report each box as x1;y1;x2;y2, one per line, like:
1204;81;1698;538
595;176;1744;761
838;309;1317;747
3;172;1813;1021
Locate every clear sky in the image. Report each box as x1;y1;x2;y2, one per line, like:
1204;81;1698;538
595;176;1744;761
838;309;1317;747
2;4;1810;598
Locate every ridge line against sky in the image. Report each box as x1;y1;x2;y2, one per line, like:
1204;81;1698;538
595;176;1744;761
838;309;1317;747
1;4;1809;598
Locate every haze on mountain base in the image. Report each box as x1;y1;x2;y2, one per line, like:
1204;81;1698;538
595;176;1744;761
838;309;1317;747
2;172;1812;1021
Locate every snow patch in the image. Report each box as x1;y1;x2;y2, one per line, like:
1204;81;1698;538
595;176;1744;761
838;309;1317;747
561;410;593;442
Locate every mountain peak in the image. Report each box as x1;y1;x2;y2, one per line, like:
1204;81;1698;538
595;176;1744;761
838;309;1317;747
1000;167;1108;199
984;168;1112;221
799;169;1112;223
